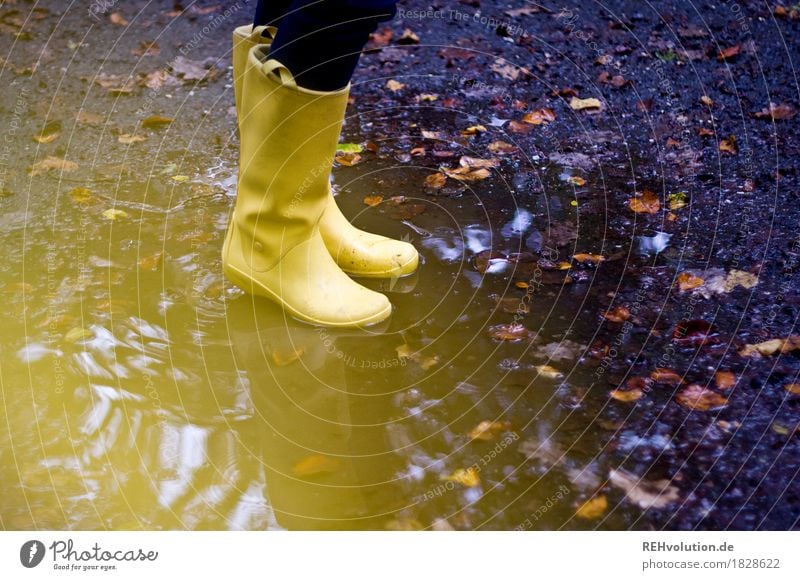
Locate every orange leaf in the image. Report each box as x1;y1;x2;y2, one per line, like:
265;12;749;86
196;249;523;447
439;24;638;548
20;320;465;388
573;253;606;264
424;173;446;189
603;306;630;323
675;384;728;411
469;420;512;441
650;368;683;384
714;371;737;390
717;45;741;60
628;189;660;214
335;152;362;166
292;454;339;477
576;496;608;519
677;272;705;292
610;388;644;402
719;135;738;154
363;195;383;207
522;108;556;125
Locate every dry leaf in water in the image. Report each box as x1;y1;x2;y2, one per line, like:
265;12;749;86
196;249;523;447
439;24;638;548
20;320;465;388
335;152;362;166
603;306;630;323
719;135;738;154
363;195;382;207
386;79;405;92
675;384;728;411
29;156;78;176
739;336;800;357
469;420;512;441
569;97;603;111
715;371;737;390
677;272;705;291
489;323;534;342
441;468;480;488
608;469;680;509
522;108;556;125
628;190;660;214
650;368;683;384
575;496;608;519
292;454;339;477
424;173;446;189
573;253;605;264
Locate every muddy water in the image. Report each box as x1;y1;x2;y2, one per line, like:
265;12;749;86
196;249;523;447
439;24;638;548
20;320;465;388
0;107;646;530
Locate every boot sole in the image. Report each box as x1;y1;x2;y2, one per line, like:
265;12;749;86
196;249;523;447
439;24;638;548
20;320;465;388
224;263;392;328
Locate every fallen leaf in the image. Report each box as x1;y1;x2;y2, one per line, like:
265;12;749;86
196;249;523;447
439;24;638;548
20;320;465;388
397;28;420;44
535;364;564;379
508;120;534;134
784;383;800;395
442;166;491;182
386;79;405;92
76;111;105;125
459;155;500;169
441;468;480;488
573;253;605;264
171;175;189;183
489;323;533;342
719;135;738;154
292;454;339;477
424;173;446;189
69;187;95;204
608;469;680;509
271;346;305;366
137;252;163;271
739;336;800;357
142;115;173;128
675;384;728;411
65;327;92;342
132;40;160;57
93;73;136;95
118;134;146;144
469;420;512;441
28;156;78;176
567;176;586;186
395;344;440;370
491;61;528;81
754;102;796;121
170;56;217;82
487;141;517;155
677;272;705;292
109;12;128;26
569;97;603;111
102;209;128;220
603;306;630;323
717;44;741;60
335;151;362;166
628;189;660;214
723;270;758;291
667;191;688;210
33;121;61;144
700;95;714;106
576;496;608;519
522;108;556;125
715;371;737;390
461;125;487;136
610;387;644;402
650;368;683;384
363;195;383;207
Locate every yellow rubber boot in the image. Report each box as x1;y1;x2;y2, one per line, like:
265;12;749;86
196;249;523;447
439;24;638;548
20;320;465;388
231;25;419;279
222;44;391;327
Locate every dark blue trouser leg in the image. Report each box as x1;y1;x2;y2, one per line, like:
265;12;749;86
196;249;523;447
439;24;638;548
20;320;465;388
253;0;398;91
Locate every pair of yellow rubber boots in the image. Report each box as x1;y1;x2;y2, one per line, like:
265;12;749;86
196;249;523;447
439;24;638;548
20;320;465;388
222;25;418;327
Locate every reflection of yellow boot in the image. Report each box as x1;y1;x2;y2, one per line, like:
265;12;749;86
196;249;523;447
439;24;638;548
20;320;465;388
231;25;419;279
222;42;391;327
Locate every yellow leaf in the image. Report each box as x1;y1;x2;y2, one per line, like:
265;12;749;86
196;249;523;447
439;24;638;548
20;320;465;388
469;420;512;441
69;187;94;204
459;155;500;169
719;135;738;154
292;454;339;477
739;336;800;357
567;176;586;186
118;134;146;144
576;495;608;519
535;364;564;379
65;327;92;342
573;253;605;264
335;151;362;166
724;270;758;291
461;124;487;136
441;467;480;487
569;97;602;111
442;166;491;182
171;175;189;182
675;384;728;411
610;387;643;402
386;79;405;92
33;132;59;144
102;209;128;220
141;115;173;128
784;383;800;395
522;108;556;125
363;195;383;207
628;189;660;214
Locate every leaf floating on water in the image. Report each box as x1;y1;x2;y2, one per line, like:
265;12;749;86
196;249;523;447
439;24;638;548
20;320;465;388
362;195;383;207
719;135;738;154
336;143;363;153
667;191;688;210
441;467;480;488
675;384;728;411
488;323;534;342
386;79;405;92
469;420;512;441
575;495;608;520
442;165;491;182
271;346;305;366
602;306;630;323
64;327;92;343
33;121;61;144
650;368;683;384
714;371;737;390
28;156;78;176
487;140;517;155
717;44;741;60
142;115;173;128
461;125;487;136
522;108;556;125
137;252;163;271
424;172;446;189
395;343;439;370
569;97;603;111
102;209;128;220
739;336;800;357
118;133;146;144
535;364;564;379
292;454;339;477
784;383;800;395
754;102;796;121
676;271;704;292
69;187;95;204
608;469;680;509
610;387;644;402
459;155;500;169
628;189;660;214
567;176;586;186
335;151;362;166
573;253;605;264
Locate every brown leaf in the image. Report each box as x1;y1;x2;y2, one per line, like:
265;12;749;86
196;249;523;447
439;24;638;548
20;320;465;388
487;141;517;155
368;27;393;48
335;152;362;166
397;28;420;45
717;45;741;60
608;469;680;509
508;120;535;134
28;156;78;176
650;368;683;384
362;195;383;207
461;125;487;136
675;384;728;411
109;12;129;26
118;134;146;144
715;371;737;390
488;323;534;342
719;135;738;154
628;189;660;214
469;420;512;441
522;108;556;125
94;73;136;95
442;166;491;182
141;115;173;128
576;496;608;519
784;383;800;395
739;336;800;357
602;306;630;323
459;155;500;169
424;173;446;189
132;40;160;57
754;102;796;121
677;272;705;292
170;56;217;82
